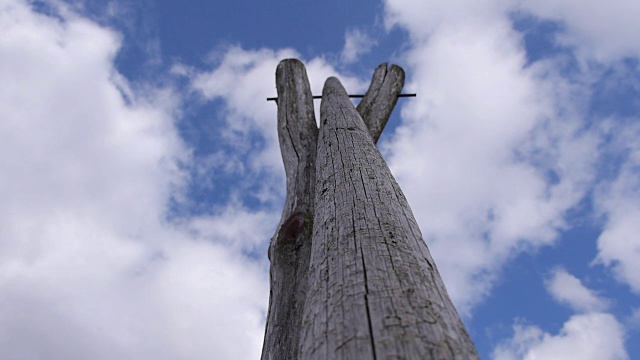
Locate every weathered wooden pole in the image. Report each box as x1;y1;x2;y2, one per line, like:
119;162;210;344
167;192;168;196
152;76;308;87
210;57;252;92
262;59;479;359
261;59;317;360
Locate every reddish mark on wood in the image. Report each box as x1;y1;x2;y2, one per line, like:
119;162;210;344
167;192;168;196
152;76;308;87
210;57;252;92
281;212;305;241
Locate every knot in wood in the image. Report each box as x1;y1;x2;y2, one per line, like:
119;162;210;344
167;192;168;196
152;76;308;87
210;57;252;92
281;212;305;242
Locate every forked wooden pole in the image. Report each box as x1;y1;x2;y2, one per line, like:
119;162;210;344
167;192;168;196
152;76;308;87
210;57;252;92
356;63;405;144
262;59;479;360
261;59;317;360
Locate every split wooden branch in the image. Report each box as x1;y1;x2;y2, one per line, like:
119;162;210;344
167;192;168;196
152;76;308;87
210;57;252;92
261;59;318;360
356;63;405;144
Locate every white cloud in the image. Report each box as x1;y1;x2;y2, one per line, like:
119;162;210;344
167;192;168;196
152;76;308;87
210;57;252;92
493;313;628;360
594;123;640;293
383;0;640;317
517;0;640;62
0;1;272;359
341;28;377;63
186;199;278;254
382;0;600;314
386;0;640;63
628;308;640;330
384;0;510;40
546;268;609;312
495;268;627;359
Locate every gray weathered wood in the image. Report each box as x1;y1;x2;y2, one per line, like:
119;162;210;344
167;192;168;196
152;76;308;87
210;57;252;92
261;60;479;360
298;77;479;359
356;63;405;144
261;59;318;360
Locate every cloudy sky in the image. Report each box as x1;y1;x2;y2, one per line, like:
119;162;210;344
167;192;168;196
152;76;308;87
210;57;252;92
1;0;638;359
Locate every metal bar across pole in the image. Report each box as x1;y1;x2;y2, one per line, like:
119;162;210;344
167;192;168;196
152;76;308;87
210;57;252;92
267;93;416;101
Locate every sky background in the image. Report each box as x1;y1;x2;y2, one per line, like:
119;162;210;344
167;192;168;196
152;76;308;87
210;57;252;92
1;0;639;359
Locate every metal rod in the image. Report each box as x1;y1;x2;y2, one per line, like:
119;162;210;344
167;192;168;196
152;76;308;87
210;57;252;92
267;93;416;102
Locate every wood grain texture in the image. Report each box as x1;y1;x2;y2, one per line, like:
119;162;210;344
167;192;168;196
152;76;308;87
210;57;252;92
261;59;318;360
299;77;479;359
356;63;405;144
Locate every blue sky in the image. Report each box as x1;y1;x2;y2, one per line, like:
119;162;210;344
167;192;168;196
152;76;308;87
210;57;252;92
1;0;639;359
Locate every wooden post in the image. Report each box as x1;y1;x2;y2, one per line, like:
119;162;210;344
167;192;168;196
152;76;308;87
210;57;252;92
356;63;405;144
263;60;479;360
261;59;317;360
